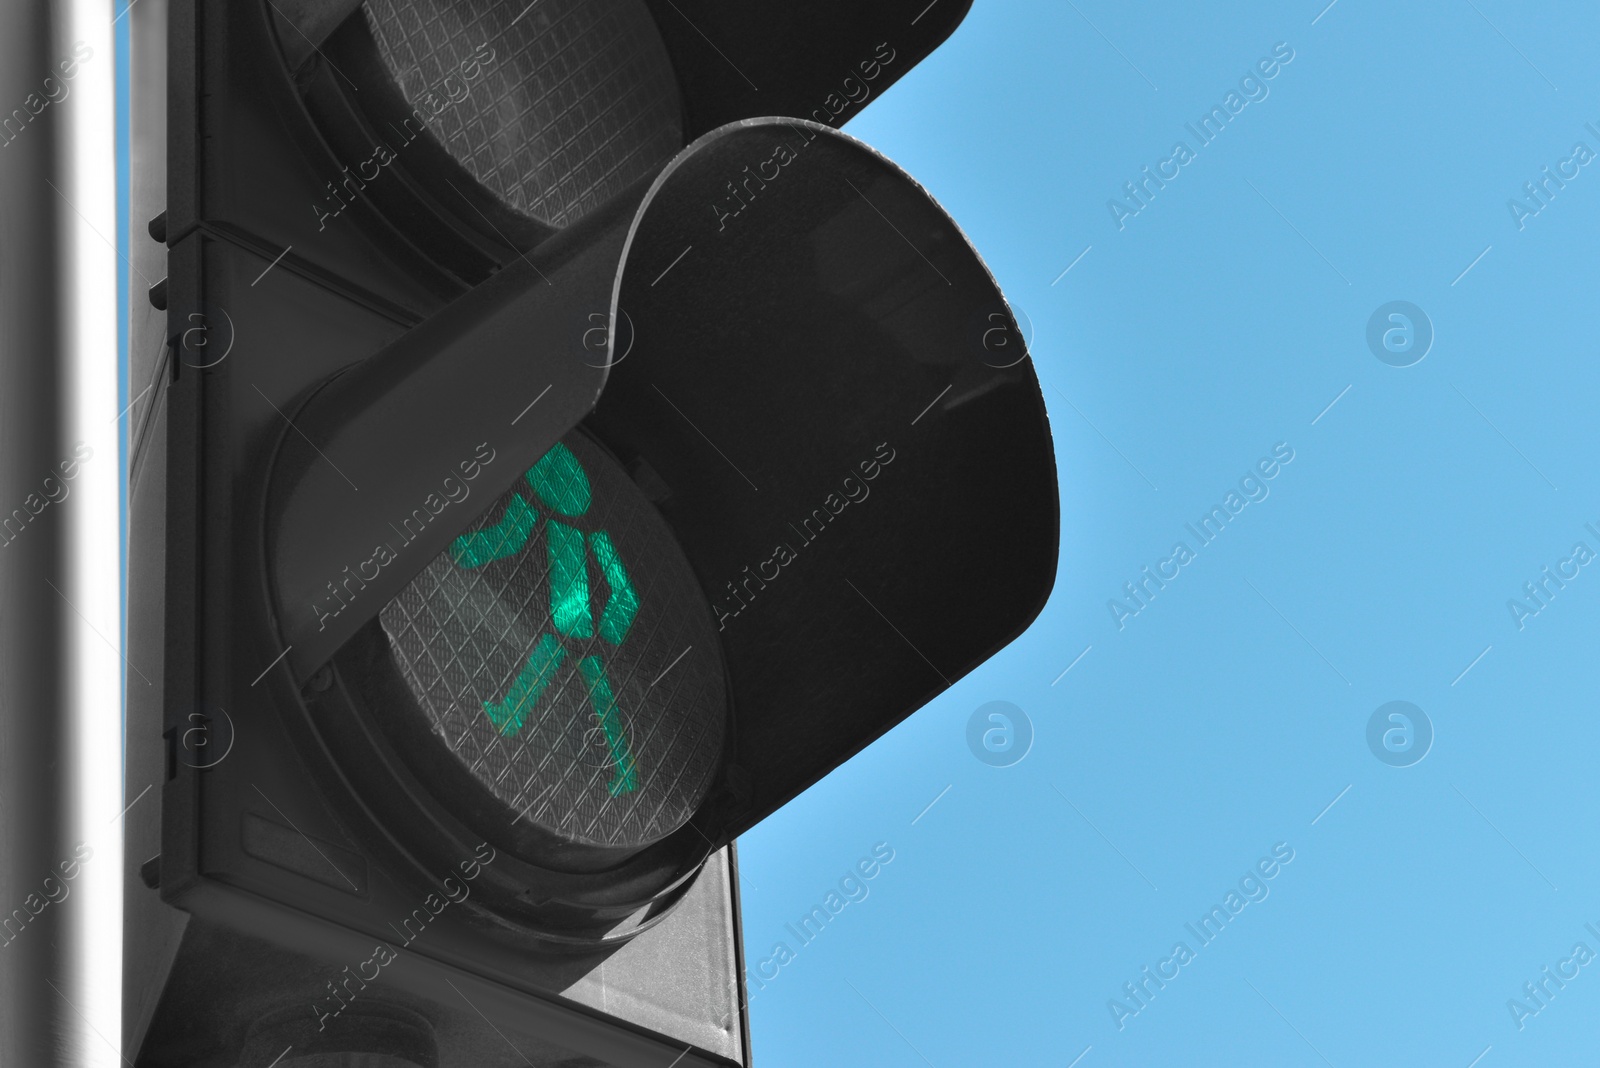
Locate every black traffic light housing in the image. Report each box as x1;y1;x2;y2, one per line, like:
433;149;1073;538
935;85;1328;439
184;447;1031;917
127;1;1056;1065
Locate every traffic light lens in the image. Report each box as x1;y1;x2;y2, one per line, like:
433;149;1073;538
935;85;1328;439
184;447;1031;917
379;432;725;853
362;0;685;228
527;442;593;516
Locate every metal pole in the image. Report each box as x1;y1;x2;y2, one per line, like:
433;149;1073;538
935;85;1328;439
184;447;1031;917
0;0;125;1061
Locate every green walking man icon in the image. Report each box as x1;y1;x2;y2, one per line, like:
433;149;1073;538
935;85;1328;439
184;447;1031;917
449;442;642;797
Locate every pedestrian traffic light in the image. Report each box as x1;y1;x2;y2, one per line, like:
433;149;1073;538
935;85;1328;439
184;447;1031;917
125;1;1058;1065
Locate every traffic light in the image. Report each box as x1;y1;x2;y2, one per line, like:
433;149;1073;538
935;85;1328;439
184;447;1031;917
125;2;1058;1065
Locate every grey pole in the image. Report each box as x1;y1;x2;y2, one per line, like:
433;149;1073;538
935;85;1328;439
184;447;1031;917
0;0;125;1062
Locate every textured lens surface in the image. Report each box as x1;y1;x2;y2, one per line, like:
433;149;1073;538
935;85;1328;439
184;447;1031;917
380;433;724;850
362;0;683;227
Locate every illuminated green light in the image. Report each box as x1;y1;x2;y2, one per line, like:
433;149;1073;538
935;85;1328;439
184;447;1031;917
527;442;592;517
383;432;729;848
579;655;638;796
547;519;593;639
589;530;639;645
446;440;650;795
483;632;564;737
450;492;536;567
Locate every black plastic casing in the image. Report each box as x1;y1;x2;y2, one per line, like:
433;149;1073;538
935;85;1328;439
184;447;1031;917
124;1;1059;1065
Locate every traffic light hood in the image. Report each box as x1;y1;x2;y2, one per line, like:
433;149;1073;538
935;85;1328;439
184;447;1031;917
265;116;1060;842
132;2;1054;1062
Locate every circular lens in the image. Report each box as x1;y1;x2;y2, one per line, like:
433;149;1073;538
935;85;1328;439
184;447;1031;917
362;0;684;228
379;431;725;855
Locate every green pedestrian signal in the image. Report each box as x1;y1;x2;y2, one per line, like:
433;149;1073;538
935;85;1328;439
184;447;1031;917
379;432;727;854
450;442;644;796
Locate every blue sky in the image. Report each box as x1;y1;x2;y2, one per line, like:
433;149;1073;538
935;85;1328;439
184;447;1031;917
738;1;1600;1065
